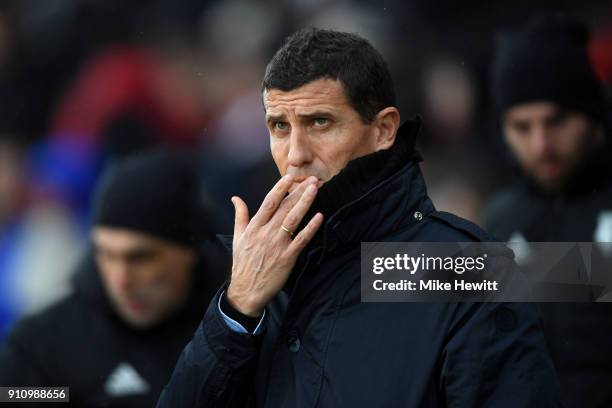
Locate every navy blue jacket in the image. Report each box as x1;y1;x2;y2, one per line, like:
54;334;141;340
158;120;561;407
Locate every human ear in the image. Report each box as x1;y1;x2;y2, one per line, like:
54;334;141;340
373;107;400;151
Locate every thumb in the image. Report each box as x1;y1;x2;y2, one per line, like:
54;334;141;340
231;196;249;242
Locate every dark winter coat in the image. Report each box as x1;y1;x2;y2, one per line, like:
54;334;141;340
158;119;561;407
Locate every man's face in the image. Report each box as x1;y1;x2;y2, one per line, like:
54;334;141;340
264;78;392;191
503;102;602;192
92;227;196;329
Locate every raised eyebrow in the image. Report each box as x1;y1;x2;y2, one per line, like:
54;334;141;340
297;111;335;119
265;113;286;123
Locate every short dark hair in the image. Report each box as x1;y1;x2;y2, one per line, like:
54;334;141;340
262;28;396;123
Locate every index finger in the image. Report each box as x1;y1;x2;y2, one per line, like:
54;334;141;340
275;176;318;217
251;174;294;226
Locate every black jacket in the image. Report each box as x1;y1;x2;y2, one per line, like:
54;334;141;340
485;139;612;408
0;242;226;407
158;120;561;407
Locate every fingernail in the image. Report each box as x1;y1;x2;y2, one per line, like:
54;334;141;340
308;176;318;184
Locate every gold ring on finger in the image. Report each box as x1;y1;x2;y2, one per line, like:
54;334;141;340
280;225;294;237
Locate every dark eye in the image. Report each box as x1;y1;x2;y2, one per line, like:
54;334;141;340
548;111;569;128
313;118;329;127
512;122;530;134
274;121;289;131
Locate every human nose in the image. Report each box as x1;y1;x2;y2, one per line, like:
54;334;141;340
530;124;553;155
287;126;314;168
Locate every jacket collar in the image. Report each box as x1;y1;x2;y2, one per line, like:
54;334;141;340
322;160;434;246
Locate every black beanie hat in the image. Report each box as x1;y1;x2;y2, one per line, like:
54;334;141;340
492;15;606;122
92;150;215;248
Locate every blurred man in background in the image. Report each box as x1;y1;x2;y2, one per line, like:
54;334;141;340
486;16;612;407
0;151;226;407
487;16;611;241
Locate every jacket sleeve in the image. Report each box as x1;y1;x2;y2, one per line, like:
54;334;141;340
156;286;265;408
440;302;563;408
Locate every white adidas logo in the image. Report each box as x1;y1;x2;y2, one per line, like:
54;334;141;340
104;362;150;397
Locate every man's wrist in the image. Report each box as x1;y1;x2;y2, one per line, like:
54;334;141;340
221;291;263;333
226;285;264;317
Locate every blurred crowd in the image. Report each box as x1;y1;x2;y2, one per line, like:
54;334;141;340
0;0;611;340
